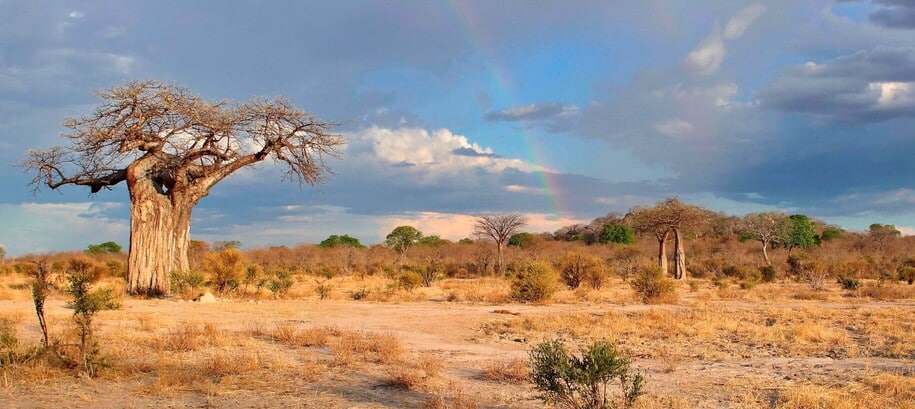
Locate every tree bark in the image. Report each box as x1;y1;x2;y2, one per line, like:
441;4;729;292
657;231;669;275
496;242;505;276
125;159;195;296
761;240;771;266
673;228;686;280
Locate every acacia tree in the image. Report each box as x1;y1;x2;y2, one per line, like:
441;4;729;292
473;213;527;275
23;80;343;296
740;212;788;266
385;225;423;262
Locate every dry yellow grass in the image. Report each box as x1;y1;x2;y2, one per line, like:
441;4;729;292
0;273;910;408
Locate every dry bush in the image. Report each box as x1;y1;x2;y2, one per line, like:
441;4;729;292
384;353;444;390
423;386;481;409
858;282;915;300
510;261;560;303
160;322;224;352
630;266;678;304
200;349;260;379
482;357;528;384
330;331;403;366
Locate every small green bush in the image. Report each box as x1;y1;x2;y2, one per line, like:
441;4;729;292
170;270;207;299
630;266;677;304
511;261;560;303
267;270;294;298
529;339;644;409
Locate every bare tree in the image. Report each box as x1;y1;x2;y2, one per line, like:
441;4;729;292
740;212;788;265
23;80;344;296
473;213;527;275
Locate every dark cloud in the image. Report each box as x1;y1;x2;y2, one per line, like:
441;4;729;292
486;103;571;121
758;47;915;122
869;0;915;29
451;147;502;158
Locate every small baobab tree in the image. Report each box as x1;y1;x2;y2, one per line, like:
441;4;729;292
23;80;344;296
740;212;788;266
473;213;527;275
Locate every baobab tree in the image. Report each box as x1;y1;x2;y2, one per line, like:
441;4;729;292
740;212;788;265
630;197;707;279
473;213;527;275
23;80;343;296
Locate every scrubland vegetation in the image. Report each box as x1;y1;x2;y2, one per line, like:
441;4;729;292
0;200;913;408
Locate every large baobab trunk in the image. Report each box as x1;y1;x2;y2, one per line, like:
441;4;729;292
125;160;194;296
673;228;686;280
127;195;194;296
656;231;669;275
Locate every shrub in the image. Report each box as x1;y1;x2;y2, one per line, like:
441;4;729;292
267;270;294;298
508;232;535;249
399;270;422;292
722;264;750;280
67;268;119;377
529;339;644;409
559;252;605;289
315;281;331;300
899;267;915;285
351;288;370;301
837;276;861;290
510;261;560;303
202;248;245;294
759;265;777;283
630;266;677;304
170;270;207;299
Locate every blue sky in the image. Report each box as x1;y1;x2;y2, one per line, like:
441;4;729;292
1;0;914;255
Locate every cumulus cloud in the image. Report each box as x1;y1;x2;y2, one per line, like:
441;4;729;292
758;47;915;121
683;3;766;76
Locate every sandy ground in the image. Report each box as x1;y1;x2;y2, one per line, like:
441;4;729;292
0;297;912;408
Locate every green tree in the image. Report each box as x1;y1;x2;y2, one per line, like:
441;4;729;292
820;226;844;242
0;245;5;262
598;224;635;245
417;235;448;247
85;241;122;254
782;214;817;254
318;234;364;248
458;238;474;244
385;226;423;259
508;232;535;248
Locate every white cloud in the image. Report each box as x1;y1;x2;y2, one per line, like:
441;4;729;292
870;81;915;110
684;24;727;76
684;4;766;76
347;126;545;185
652;118;695;139
723;4;766;40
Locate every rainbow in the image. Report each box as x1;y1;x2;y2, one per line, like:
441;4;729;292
443;0;571;221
